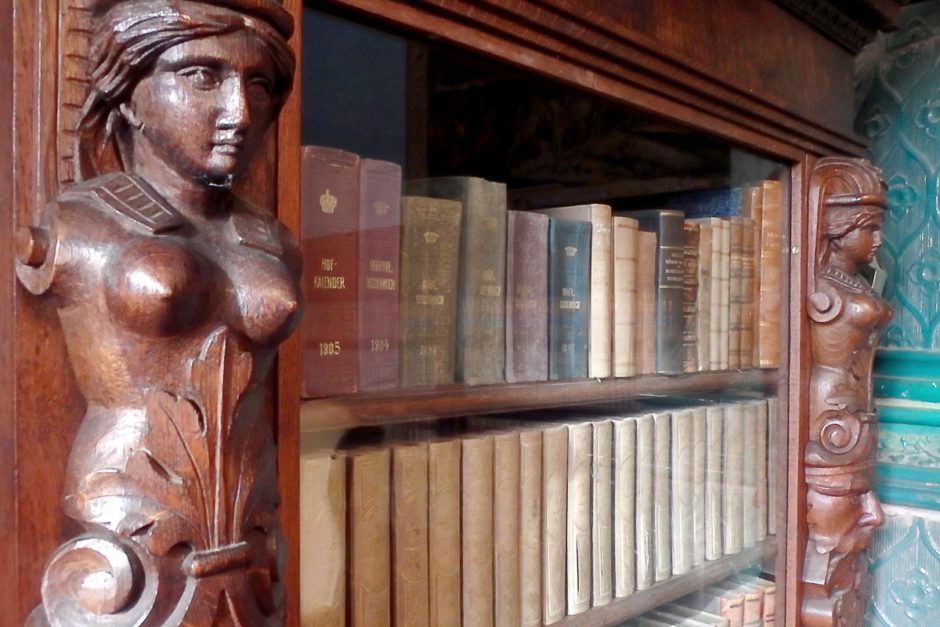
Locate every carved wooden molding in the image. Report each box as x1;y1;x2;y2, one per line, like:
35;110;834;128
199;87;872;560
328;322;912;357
18;1;299;625
802;157;892;626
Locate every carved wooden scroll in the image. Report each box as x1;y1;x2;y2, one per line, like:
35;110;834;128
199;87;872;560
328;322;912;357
16;1;299;625
803;157;891;626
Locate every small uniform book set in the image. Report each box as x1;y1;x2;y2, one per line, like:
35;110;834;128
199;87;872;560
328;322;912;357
300;145;785;398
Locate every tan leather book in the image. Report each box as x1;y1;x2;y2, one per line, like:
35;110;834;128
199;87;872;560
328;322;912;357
754;399;769;542
741;184;763;368
493;432;521;627
712;580;763;627
635;413;655;590
348;448;392;627
718;220;731;369
391;443;429;627
704;405;724;561
538;204;613;379
613;216;639;377
592;419;613;606
671;408;694;575
567;422;592;615
653;410;672;581
737;217;756;369
741;400;758;549
682;222;701;373
758;180;783;368
462;435;494;627
691;405;707;566
300;451;346;627
428;439;461;626
722;403;744;555
519;429;543;627
542;424;568;624
636;231;658;374
690;220;713;372
735;574;776;627
727;218;745;369
613;417;636;597
767;396;779;536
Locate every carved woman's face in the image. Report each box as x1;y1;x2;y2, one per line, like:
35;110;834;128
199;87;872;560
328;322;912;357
832;213;884;266
123;29;279;186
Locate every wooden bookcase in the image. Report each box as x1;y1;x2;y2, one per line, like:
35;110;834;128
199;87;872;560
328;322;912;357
0;1;901;626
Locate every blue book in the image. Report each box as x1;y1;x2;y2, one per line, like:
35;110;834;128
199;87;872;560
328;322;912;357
548;218;591;380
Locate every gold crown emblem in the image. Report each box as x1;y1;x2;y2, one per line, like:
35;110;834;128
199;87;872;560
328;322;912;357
564;246;578;257
423;231;440;244
374;202;390;216
320;189;337;214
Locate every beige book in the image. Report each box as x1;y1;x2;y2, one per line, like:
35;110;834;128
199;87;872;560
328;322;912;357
737;217;756;369
767;397;779;535
691;405;707;566
758;180;783;368
728;218;745;369
392;444;430;627
428;439;461;626
613;417;636;597
712;580;763;627
735;574;776;626
300;451;346;627
539;204;613;378
671;408;695;575
741;401;758;549
692;218;724;371
704;405;724;561
637;231;658;374
493;432;521;627
567;422;592;615
741;184;763;367
592;419;614;606
682;585;746;627
519;429;543;627
718;220;731;369
462;435;494;627
348;448;392;627
691;220;713;371
662;602;730;626
542;425;568;624
722;403;745;555
653;411;672;582
613;216;639;377
754;399;769;542
635;413;655;590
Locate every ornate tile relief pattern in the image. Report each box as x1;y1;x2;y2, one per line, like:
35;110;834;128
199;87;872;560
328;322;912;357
866;507;940;626
879;424;940;468
857;3;940;348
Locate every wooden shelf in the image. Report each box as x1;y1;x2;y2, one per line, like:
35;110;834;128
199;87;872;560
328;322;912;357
300;368;777;432
556;539;777;626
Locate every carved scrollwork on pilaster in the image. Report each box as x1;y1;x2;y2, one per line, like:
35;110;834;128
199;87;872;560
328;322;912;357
802;157;892;627
22;1;299;625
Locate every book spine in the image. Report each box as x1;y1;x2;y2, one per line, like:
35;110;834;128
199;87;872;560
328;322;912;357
506;211;550;382
743;185;763;367
358;159;402;391
704;405;724;561
682;222;700;373
592;420;613;607
588;208;613;379
613;418;636;597
300;453;346;627
719;221;731;369
613;217;639;377
722;403;745;555
691;406;707;567
741;400;758;549
670;409;694;575
634;414;655;590
494;433;521;627
728;218;744;369
462;435;495;627
694;222;713;372
391;444;430;627
652;411;672;581
754;399;769;543
567;422;592;615
542;425;568;624
519;430;543;627
399;197;462;387
738;217;756;368
636;231;658;375
767;397;778;536
428;440;462;626
548;219;592;380
759;181;783;368
348;448;392;627
301;146;360;397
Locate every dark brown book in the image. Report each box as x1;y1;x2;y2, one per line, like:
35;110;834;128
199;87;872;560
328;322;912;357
636;231;658;375
358;159;402;391
301;146;360;398
682;221;700;373
348;448;392;627
391;444;429;627
506;211;549;383
399;196;462;387
407;177;507;385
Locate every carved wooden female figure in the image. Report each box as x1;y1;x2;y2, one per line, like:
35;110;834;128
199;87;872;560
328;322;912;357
803;157;892;627
16;1;299;624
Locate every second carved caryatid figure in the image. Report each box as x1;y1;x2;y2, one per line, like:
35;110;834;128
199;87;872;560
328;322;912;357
16;1;301;625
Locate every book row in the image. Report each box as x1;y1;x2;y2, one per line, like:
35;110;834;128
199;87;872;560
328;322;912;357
300;146;784;397
299;396;779;626
629;572;776;626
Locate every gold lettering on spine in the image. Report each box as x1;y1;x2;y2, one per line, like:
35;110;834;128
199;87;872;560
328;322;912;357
313;276;346;289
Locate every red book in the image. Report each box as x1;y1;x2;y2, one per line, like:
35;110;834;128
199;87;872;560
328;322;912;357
301;146;360;398
358;159;402;391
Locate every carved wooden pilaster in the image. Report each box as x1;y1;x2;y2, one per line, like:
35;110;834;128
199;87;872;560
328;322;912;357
802;157;892;626
18;1;299;625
